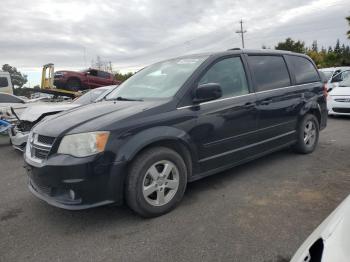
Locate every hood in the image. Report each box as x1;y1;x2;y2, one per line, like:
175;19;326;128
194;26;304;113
33;100;166;137
329;87;350;96
20;103;80;122
291;195;350;262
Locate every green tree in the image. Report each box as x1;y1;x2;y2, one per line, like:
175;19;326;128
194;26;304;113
311;40;318;52
347;16;350;39
275;38;305;53
1;64;28;88
115;72;134;82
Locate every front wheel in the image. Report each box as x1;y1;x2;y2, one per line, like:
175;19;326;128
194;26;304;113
125;147;187;217
65;78;81;91
293;114;319;154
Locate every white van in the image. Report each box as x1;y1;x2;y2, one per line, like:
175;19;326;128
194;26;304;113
0;71;13;94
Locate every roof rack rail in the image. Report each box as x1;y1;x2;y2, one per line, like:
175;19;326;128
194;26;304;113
227;48;241;51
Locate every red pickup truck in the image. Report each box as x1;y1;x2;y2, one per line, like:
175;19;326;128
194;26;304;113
54;68;120;91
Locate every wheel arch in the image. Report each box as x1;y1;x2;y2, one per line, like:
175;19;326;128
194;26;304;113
299;100;322;126
117;126;200;180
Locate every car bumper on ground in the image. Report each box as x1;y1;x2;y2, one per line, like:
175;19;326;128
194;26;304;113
24;152;127;210
9;128;29;151
327;98;350;115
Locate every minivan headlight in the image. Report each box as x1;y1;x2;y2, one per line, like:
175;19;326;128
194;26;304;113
57;131;110;157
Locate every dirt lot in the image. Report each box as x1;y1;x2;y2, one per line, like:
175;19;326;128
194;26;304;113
0;117;349;262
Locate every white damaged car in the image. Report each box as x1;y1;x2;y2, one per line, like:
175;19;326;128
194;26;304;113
327;75;350;116
291;195;350;261
9;85;116;150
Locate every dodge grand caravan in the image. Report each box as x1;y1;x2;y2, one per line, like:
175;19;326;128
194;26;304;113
24;49;327;217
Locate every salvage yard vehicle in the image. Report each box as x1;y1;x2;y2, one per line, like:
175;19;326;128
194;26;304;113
54;68;120;91
24;49;327;217
291;195;350;262
319;67;350;91
0;71;13;94
0;92;31;118
327;74;350;116
10;85;116;151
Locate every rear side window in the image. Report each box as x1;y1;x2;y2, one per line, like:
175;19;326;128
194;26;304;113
0;77;9;87
248;56;291;92
287;56;320;84
198;57;249;98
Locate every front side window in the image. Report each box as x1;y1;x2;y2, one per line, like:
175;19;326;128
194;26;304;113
198;57;249;98
287;56;319;84
248;55;291;92
0;77;9;88
107;56;208;100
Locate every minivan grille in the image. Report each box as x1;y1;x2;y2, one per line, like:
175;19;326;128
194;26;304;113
28;133;55;161
37;135;55;145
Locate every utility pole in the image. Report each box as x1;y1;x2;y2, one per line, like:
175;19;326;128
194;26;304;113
236;19;247;48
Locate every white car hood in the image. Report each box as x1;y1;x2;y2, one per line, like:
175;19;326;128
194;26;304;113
19;103;80;122
291;195;350;261
329;87;350;96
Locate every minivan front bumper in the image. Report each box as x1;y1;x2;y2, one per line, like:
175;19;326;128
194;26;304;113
24;153;127;210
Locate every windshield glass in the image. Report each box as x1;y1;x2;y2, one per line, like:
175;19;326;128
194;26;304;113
320;70;333;80
73;88;108;105
339;72;350;87
106;56;208;100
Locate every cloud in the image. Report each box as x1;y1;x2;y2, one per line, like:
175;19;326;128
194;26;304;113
0;0;349;86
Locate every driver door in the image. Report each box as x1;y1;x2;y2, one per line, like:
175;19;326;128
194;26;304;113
191;56;258;172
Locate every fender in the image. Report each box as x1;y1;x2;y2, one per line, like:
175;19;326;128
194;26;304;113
115;126;200;169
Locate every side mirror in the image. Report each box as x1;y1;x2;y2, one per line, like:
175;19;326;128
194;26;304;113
193;83;222;103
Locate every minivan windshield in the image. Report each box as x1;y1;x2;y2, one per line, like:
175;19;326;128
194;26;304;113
338;70;350;87
73;88;109;105
106;56;208;100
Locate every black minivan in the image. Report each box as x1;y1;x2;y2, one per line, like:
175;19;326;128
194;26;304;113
24;49;327;217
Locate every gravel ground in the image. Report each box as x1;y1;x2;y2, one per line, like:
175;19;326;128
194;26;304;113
0;117;349;262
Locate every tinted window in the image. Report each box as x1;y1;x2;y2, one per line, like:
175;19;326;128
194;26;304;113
248;56;291;92
198;57;249;98
288;56;320;84
0;93;24;103
88;70;98;77
0;77;9;87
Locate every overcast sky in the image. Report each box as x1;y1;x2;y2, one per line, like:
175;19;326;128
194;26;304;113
0;0;349;86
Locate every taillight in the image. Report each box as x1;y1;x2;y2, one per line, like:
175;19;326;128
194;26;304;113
323;84;328;98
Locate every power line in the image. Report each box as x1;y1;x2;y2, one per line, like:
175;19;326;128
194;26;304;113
236;19;247;48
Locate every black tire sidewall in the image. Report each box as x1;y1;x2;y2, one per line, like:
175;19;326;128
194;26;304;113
127;148;187;217
66;79;80;91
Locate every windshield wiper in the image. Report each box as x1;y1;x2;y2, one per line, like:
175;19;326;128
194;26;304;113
108;96;143;102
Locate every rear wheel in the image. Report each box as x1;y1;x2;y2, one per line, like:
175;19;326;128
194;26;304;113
293;114;319;154
65;78;81;91
125;147;187;217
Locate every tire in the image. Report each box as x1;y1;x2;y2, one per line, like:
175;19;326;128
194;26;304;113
65;78;81;91
293;114;319;154
125;147;187;218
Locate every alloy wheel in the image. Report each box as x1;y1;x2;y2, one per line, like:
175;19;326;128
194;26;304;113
304;120;316;146
142;160;180;207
